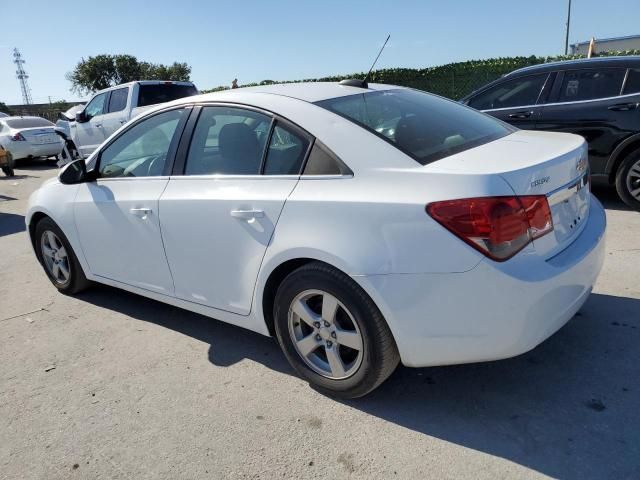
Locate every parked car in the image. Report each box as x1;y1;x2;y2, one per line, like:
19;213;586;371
57;81;198;159
0;112;9;118
461;56;640;209
0;116;63;161
26;82;605;397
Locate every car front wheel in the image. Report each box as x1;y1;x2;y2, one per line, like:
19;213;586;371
616;149;640;210
34;217;91;294
273;262;399;398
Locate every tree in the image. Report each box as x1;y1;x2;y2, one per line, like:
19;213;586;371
0;102;12;115
67;54;192;95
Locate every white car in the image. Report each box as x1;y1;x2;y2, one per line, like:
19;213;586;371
26;82;606;398
0;116;63;161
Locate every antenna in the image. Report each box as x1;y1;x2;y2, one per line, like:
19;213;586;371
363;34;390;84
13;48;33;105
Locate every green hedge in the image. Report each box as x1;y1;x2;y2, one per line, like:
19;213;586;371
203;50;640;100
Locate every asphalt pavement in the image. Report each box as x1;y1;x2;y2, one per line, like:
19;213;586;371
1;161;639;479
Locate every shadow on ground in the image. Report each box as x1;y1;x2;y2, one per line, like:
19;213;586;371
80;286;640;479
0;212;26;237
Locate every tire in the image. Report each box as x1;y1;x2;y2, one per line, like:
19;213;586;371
1;166;14;177
615;149;640;211
34;217;91;294
273;262;399;398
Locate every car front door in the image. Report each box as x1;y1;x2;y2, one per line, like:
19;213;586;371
536;67;632;176
100;87;130;139
73;92;108;157
466;72;553;130
159;105;311;315
74;107;189;295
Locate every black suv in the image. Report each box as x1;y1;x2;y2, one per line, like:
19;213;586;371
462;56;640;209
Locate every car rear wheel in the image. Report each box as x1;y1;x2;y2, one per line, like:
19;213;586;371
616;149;640;211
1;166;14;177
273;262;399;398
34;217;91;294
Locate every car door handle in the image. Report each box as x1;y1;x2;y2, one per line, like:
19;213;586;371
94;123;102;128
130;207;152;218
608;102;638;111
119;120;127;124
508;111;532;119
230;209;265;220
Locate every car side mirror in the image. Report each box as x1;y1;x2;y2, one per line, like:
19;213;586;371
75;111;87;123
59;159;89;184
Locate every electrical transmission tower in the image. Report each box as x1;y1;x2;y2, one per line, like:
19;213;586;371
13;48;33;105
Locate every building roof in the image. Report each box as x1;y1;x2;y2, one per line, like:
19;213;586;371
572;34;640;47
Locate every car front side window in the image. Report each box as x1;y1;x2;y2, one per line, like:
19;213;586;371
184;106;271;175
468;74;548;110
98;109;185;178
84;93;107;120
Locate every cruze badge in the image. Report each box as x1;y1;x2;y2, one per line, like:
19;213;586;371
576;156;588;173
531;176;550;188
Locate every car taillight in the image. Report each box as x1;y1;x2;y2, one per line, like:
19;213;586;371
426;195;553;261
11;133;26;141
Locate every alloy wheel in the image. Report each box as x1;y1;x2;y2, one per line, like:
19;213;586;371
626;158;640;201
288;289;364;380
40;230;71;285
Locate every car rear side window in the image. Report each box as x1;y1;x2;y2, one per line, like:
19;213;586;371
6;118;54;128
316;89;513;165
558;68;626;102
262;123;311;175
303;141;351;175
108;87;128;113
185;107;272;175
468;73;548;110
623;69;640;94
138;84;198;107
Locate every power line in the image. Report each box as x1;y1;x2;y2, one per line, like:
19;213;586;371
13;48;33;105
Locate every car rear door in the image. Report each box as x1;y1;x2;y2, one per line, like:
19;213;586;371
159;105;311;315
100;86;130;138
465;72;553;130
535;67;630;175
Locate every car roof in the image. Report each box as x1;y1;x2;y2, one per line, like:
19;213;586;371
183;82;398;104
507;55;640;77
93;80;196;95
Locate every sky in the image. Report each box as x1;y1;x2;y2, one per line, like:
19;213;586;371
0;0;639;105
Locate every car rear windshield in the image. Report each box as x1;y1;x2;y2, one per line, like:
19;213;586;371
137;84;198;107
315;89;513;165
6;118;54;128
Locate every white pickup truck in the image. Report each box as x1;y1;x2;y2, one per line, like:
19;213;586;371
60;80;198;158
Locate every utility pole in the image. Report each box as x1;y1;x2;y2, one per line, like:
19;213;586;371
564;0;572;55
12;48;33;105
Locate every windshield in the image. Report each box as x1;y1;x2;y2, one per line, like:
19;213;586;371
137;84;198;107
315;89;513;165
6;117;54;129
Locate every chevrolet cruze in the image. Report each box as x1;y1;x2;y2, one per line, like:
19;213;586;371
26;82;606;398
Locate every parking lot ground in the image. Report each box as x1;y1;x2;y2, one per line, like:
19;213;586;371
1;161;639;480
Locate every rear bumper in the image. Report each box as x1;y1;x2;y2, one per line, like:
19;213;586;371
355;195;607;367
9;141;63;160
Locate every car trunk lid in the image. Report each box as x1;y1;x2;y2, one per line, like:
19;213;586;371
19;127;59;145
425;130;590;259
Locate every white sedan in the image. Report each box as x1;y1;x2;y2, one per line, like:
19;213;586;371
0;116;63;161
26;82;606;397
